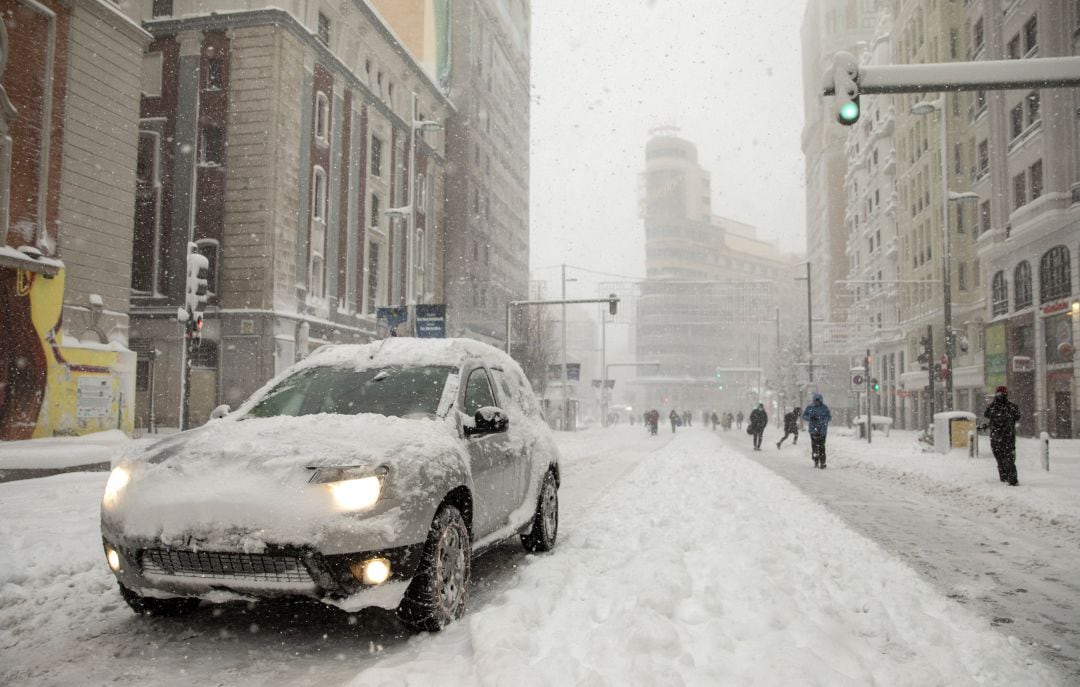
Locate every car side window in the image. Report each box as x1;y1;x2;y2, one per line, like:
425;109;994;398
463;368;496;416
492;367;538;418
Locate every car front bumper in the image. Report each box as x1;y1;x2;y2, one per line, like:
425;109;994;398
101;535;425;610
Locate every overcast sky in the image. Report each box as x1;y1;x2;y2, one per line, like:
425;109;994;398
529;0;807;290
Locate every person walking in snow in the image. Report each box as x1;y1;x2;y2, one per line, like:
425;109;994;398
736;411;744;430
777;407;800;449
982;386;1021;486
669;409;679;433
647;409;659;436
711;411;719;431
802;393;832;468
748;403;768;451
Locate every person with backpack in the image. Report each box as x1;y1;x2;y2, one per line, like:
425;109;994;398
802;393;832;468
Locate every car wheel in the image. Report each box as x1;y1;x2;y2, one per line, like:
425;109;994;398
398;505;471;632
521;470;558;553
118;583;200;617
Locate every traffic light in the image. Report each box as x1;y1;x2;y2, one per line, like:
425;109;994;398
831;51;860;126
608;293;619;316
715;367;724;390
871;378;880;392
917;336;931;369
185;247;210;341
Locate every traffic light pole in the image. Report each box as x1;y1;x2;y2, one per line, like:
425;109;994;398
181;325;193;431
865;349;872;444
926;324;936;429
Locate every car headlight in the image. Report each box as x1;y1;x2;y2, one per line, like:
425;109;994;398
310;466;387;512
102;466;130;510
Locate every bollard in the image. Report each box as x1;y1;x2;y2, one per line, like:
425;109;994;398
967;430;978;459
1040;431;1050;471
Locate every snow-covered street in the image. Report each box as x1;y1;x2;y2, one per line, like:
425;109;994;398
0;426;1071;685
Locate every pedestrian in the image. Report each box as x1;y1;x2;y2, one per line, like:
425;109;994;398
802;393;833;469
724;412;733;431
736;411;744;430
981;386;1020;486
748;403;768;451
669;409;679;433
777;406;800;449
647;409;659;436
711;411;719;431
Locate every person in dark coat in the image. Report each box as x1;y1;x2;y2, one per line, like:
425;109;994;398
669;409;679;433
735;411;744;430
802;393;832;468
776;407;800;449
748;403;768;451
982;386;1021;486
647;409;660;436
710;411;719;431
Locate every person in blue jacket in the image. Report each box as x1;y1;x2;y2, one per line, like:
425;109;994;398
802;393;833;469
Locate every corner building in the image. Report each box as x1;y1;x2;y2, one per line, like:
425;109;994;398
128;2;451;429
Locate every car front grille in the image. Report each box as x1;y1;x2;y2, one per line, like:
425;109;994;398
140;549;315;585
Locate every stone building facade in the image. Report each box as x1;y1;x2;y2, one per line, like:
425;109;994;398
128;2;451;428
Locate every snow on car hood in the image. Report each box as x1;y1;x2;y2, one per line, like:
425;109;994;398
106;413;466;549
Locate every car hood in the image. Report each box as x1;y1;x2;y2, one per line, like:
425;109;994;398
105;414;466;549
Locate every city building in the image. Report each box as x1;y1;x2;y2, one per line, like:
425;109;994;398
375;0;532;347
801;0;884;411
968;0;1080;438
633;129;800;416
890;0;983;430
128;2;451;428
842;12;903;424
0;0;147;439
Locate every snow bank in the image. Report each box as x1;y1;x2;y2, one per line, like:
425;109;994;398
0;429;134;469
352;431;1054;686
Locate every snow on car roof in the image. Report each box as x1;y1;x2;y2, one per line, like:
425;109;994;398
306;337;512;370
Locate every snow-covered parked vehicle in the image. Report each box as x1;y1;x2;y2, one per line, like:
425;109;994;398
100;338;560;631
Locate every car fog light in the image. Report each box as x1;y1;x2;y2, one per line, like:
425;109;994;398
356;557;391;585
106;547;122;572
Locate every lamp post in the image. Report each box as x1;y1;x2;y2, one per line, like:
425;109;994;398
405;93;442;305
911;96;980;412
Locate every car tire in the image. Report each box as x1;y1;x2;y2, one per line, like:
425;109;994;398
521;470;558;553
397;505;471;632
118;582;200;617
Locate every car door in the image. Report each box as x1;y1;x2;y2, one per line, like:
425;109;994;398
461;366;509;538
490;366;532;513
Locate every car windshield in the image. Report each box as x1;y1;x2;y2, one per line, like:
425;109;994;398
244;365;456;419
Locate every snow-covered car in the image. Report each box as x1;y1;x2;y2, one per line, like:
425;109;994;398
100;338;560;631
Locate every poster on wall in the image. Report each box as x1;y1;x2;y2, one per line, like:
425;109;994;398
1044;313;1074;367
76;377;113;419
984;323;1007;390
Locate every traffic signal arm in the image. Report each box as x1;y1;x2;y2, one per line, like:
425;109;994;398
823;55;1080;97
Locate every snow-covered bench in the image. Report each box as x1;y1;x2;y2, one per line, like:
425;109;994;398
853;415;893;437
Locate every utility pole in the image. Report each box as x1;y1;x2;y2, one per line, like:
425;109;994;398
865;348;872;444
806;262;814;383
926;324;936;428
561;264;568;430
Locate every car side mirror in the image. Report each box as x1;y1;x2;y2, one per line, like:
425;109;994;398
209;404;230;420
465;406;509;437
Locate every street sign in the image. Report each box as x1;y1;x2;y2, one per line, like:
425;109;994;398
850;367;865;390
415;304;446;338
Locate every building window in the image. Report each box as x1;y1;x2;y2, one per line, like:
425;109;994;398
972;17;984;52
1007;34;1020;59
371;136;383;177
142;52;163;97
1039;245;1072;303
370;193;380;228
977;140;988;177
980;200;991;236
1029;160;1043;201
315;92;330;142
1023;15;1038;55
366;241;380;313
949;29;959;59
206;58;225;90
991;271;1008;315
1013;172;1027;210
958;262;968;291
1026;91;1040;127
194;239;219;295
1014;260;1032;309
312;167;327;222
152;0;173;17
416;172;426;208
317;12;331;46
1010;103;1024;139
200;127;225;165
310;253;325;299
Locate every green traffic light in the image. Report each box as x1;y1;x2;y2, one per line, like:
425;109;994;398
838;101;860;124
